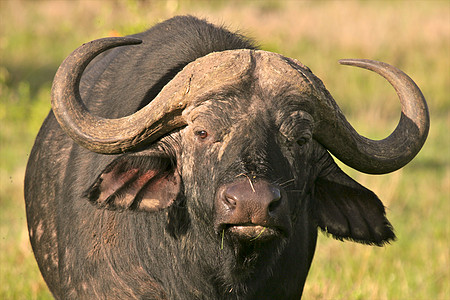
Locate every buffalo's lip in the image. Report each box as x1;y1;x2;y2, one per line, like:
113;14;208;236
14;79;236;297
221;224;284;241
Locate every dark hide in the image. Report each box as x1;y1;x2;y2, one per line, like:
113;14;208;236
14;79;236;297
24;16;395;299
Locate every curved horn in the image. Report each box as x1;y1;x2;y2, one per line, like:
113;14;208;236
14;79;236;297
314;59;429;174
51;37;188;154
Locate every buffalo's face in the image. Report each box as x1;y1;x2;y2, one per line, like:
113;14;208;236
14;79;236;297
179;87;317;247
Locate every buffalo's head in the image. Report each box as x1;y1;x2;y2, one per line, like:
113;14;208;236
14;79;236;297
51;37;429;282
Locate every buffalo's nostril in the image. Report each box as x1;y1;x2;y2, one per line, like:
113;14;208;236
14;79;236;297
268;188;282;213
223;194;237;210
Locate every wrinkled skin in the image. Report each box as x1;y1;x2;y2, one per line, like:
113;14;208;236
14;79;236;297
25;16;395;299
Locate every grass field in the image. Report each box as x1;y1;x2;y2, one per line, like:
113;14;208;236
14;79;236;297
0;0;448;299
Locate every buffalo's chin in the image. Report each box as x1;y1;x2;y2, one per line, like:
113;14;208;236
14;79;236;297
218;224;288;286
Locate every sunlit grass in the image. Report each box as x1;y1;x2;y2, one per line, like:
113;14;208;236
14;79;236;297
1;0;448;299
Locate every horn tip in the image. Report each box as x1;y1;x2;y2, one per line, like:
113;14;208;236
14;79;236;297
338;58;370;66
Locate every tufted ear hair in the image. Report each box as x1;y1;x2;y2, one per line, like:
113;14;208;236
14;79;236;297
313;154;396;246
85;154;180;212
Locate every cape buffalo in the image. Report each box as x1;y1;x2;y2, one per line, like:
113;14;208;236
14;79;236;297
24;16;429;299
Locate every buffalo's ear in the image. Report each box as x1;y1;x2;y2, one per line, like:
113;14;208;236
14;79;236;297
85;155;180;212
313;158;396;246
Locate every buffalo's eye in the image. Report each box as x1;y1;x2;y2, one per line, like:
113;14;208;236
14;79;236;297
195;130;208;140
296;134;311;147
279;111;313;147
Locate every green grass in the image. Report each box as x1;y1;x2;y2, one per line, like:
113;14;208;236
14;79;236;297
1;1;448;299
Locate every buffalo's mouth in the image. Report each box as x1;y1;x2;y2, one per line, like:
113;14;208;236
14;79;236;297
220;224;285;242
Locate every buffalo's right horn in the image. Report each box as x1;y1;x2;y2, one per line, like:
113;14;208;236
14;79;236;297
51;37;189;154
314;59;430;174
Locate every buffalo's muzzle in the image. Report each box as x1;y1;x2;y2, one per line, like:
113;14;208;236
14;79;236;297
215;178;291;240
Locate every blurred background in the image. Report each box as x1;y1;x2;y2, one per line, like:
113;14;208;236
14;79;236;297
0;0;448;299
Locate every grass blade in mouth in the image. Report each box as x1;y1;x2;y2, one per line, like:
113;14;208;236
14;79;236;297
250;226;267;241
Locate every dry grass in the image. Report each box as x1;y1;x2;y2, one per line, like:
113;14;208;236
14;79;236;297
1;0;448;299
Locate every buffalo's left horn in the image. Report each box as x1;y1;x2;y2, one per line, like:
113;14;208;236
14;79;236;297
51;37;189;154
314;59;429;174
